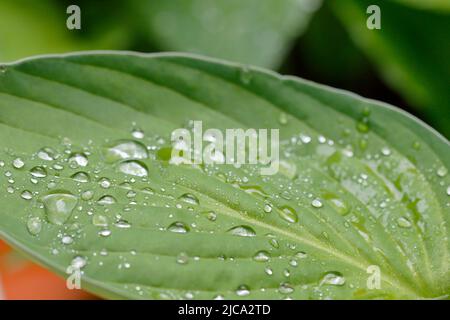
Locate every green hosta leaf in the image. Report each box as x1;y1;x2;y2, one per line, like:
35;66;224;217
129;0;321;68
332;0;450;138
0;52;449;300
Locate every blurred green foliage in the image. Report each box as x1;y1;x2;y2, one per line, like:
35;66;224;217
0;0;448;137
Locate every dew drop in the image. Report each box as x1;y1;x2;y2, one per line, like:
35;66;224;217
328;197;350;215
176;252;189;265
397;217;412;228
239;66;252;85
99;178;112;189
437;166;448;177
115;220;131;229
264;203;273;213
278;206;298;224
97;195;117;205
103;140;148;163
12;158;25;169
71;172;90;183
167;221;190;234
30;166;47;178
92;215;109;227
27;217;42;236
38;147;58;161
62;236;73;245
381;147;391;156
295;251;308;259
265;267;273;276
278;283;294;295
235;285;250;296
21;190;33;200
203;211;217;222
81;190;94;201
42;192;78;225
320;272;346;286
447;186;450;196
311;199;323;208
253;250;270;262
227;225;256;237
179;193;200;205
99;229;112;237
118;161;148;177
69;153;89;168
132;128;145;139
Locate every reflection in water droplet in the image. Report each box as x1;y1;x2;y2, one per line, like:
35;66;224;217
381;147;391;156
97;195;117;205
71;172;90;183
118;161;148;177
295;251;307;259
42;192;78;225
264;203;273;213
253;250;270;262
21;190;33;200
265;267;273;276
99;229;112;237
447;186;450;196
327;197;350;216
38;147;58;161
278;206;298;224
69;153;89;168
227;225;256;237
30;166;47;178
12;158;25;169
320;272;345;286
179;193;200;205
27;217;42;236
103;140;148;163
168;221;190;234
236;285;250;296
397;217;412;228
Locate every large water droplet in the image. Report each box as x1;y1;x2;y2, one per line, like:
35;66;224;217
253;250;270;262
179;193;200;205
103;140;148;163
278;283;294;295
30;166;47;178
437;166;448;177
69;153;89;168
42;192;78;225
97;195;117;205
235;285;250;296
311;199;323;208
27;217;42;236
21;190;33;200
71;172;90;183
118;161;148;177
320;272;345;286
12;158;25;169
227;225;256;237
167;221;190;234
397;217;412;228
278;206;298;223
37;147;58;161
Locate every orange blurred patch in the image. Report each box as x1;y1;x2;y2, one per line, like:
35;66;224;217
0;244;96;300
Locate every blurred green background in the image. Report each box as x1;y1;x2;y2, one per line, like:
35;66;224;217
0;0;449;137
